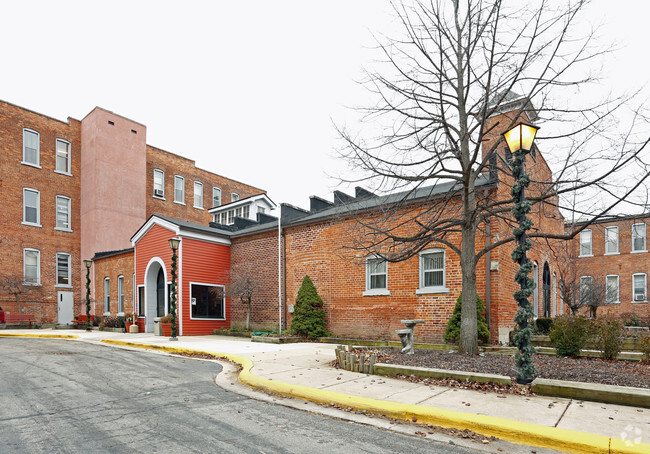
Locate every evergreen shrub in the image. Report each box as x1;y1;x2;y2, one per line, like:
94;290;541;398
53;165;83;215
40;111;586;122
549;315;592;357
595;317;623;360
533;317;553;335
291;275;328;340
444;293;490;345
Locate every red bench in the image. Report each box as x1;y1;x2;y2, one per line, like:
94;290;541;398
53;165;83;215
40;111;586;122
4;314;36;328
70;314;95;327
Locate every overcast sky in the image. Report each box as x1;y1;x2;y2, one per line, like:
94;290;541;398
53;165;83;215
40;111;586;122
2;1;647;211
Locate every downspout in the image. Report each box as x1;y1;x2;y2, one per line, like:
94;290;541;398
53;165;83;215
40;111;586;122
485;221;491;332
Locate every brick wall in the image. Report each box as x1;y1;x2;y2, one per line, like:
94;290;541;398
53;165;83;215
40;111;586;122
230;230;280;330
146;145;266;224
92;250;135;318
571;216;650;320
0;100;82;323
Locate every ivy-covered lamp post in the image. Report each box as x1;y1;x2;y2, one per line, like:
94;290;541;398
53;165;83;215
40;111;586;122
83;259;92;332
169;238;181;341
503;122;539;385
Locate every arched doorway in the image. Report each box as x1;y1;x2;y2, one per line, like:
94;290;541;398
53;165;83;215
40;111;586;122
144;258;167;333
543;263;551;318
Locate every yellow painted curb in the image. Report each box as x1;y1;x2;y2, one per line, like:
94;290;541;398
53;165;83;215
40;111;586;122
0;332;79;339
100;339;649;454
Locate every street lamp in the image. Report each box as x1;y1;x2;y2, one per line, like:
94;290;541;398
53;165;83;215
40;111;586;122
83;259;92;332
503;121;539;385
169;238;181;341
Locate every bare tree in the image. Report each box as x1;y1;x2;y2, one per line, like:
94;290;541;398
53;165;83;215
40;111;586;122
338;0;650;354
0;274;45;315
226;271;257;330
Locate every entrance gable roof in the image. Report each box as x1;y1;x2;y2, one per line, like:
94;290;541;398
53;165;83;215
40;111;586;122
131;215;232;246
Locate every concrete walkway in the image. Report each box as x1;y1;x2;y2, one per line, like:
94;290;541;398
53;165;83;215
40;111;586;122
2;329;648;453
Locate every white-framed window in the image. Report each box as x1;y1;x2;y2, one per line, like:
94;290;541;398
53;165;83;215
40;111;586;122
23;249;41;285
579;229;592;256
231;193;239;202
552;272;557;316
190;282;225;319
633;274;647;302
363;256;389;296
212;187;221;208
104;277;110;314
258;206;266;215
580;276;593;305
153;169;164;198
416;249;448;294
194;181;203;208
227;210;234;224
117;275;124;314
242;205;250;219
22;128;40;167
533;262;539;317
605;226;618;254
132;273;136;314
23;188;40;226
137;285;145;317
632;223;647;252
55;139;71;174
606;275;619;304
55;195;71;231
174;175;184;204
56;253;71;287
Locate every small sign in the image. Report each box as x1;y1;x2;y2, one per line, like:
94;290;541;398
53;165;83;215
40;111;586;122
191;298;197;305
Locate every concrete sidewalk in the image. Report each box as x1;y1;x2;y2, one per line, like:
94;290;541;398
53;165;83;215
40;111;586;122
2;329;648;453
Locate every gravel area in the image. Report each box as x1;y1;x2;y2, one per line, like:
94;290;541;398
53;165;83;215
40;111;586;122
372;349;650;389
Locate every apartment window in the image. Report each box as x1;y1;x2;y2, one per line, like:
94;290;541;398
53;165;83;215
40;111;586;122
23;188;40;226
579;229;592;256
235;207;242;218
56;196;71;230
606;275;619;304
104;278;110;313
213;187;221;208
242;205;250;219
364;256;388;296
153;169;164;198
580;276;593;305
174;175;185;203
231;193;239;202
632;223;647;252
417;249;446;293
56;253;71;286
23;129;40;166
117;275;125;313
633;274;647;302
190;283;225;319
55;139;71;174
23;249;40;285
137;286;145;317
605;226;618;254
227;210;234;224
194;181;203;208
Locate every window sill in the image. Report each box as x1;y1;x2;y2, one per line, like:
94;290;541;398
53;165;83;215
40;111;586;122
54;227;73;233
362;289;390;296
193;206;204;210
631;250;648;254
189;316;226;321
174;201;185;205
605;300;620;304
103;312;111;316
604;252;620;256
21;161;41;169
23;282;42;287
54;170;73;177
117;312;125;317
578;254;593;258
632;300;648;304
153;195;165;200
22;222;42;228
55;284;73;289
416;287;450;295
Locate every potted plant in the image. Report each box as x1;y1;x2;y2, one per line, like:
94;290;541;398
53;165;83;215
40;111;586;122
124;313;134;332
160;314;172;337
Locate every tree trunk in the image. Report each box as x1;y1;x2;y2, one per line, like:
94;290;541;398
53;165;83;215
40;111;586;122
14;294;22;314
459;223;478;354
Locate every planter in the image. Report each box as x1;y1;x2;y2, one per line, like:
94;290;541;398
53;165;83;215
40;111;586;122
161;322;172;337
125;322;133;332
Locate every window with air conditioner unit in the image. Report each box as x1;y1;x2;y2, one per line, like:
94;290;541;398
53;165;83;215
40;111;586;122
633;274;647;302
153;169;164;198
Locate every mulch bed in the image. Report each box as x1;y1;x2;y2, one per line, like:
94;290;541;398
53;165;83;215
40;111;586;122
369;349;650;389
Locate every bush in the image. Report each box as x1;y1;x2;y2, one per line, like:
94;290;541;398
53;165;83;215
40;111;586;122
159;314;172;323
291;275;328;340
533;317;553;335
639;334;650;363
101;316;122;328
444;293;490;345
620;312;643;327
549;315;592;357
594;317;623;360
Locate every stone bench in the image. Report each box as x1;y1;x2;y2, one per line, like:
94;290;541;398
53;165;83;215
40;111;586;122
396;319;425;354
